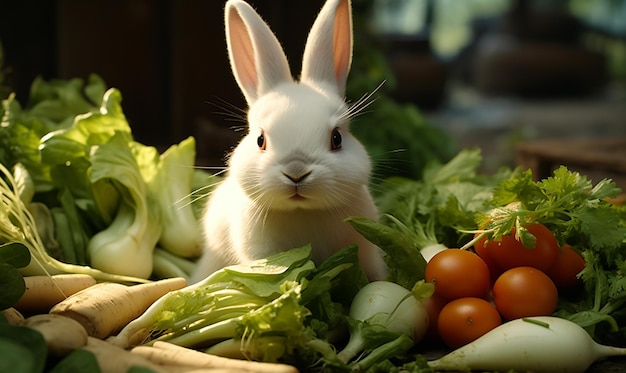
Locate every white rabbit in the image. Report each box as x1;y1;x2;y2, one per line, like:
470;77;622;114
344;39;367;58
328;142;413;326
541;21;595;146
191;0;387;282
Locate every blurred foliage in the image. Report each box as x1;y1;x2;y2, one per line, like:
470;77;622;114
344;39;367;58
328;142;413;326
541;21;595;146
346;0;458;183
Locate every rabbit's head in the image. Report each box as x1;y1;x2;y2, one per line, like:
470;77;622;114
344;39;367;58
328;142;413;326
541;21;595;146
224;0;371;212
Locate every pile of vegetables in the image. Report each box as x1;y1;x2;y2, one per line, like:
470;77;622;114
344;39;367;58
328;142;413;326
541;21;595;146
2;69;626;373
0;74;209;282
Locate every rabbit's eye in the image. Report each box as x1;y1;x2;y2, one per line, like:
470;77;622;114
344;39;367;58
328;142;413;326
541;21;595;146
331;128;342;151
257;130;266;150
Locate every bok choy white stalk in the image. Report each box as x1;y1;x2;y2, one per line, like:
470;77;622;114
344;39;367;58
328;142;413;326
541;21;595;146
151;136;202;258
87;132;162;279
0;162;148;283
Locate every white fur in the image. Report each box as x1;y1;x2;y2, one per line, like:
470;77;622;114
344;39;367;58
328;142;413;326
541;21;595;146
191;0;387;282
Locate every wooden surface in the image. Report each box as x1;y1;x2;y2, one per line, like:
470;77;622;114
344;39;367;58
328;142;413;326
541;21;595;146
516;137;626;190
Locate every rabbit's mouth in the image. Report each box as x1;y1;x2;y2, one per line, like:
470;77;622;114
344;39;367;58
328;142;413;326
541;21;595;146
289;193;307;201
288;185;308;201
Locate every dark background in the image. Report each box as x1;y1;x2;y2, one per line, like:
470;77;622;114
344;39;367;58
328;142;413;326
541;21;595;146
0;0;331;165
1;0;625;179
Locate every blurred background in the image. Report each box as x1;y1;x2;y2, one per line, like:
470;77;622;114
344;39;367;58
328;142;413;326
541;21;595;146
1;0;625;186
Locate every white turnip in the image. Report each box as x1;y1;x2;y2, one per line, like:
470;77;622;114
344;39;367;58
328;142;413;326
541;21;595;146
428;316;626;373
337;281;429;363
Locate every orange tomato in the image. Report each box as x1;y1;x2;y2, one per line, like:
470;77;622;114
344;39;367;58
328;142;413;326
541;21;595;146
546;244;586;291
425;249;491;300
492;266;558;320
437;297;502;349
422;293;448;344
476;223;560;273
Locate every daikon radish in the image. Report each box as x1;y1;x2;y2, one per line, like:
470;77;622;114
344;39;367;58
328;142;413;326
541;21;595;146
428;316;626;373
50;277;186;339
14;274;97;312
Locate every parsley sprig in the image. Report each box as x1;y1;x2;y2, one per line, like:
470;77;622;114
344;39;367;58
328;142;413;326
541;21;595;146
475;166;625;259
472;165;626;343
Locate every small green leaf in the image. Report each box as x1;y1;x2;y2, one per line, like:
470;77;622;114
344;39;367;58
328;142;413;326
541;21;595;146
516;225;537;249
0;339;38;373
0;323;47;373
0;263;26;310
0;242;31;268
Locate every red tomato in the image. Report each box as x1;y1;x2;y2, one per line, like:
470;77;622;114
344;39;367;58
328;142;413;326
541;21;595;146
425;249;491;300
492;266;558;320
473;232;503;279
546;244;586;291
422;294;448;344
437;297;502;349
477;223;559;273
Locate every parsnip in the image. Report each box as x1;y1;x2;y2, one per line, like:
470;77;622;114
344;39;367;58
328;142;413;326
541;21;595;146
1;307;25;325
131;341;299;373
428;316;626;373
82;337;171;373
50;277;186;338
23;314;88;357
15;274;97;312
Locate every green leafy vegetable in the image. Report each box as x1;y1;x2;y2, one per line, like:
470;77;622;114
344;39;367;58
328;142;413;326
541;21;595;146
476;166;626;255
153;136;202;258
376;148;512;250
346;216;427;290
1;74;206;282
112;244;429;372
0;320;47;373
87;131;162;278
0;242;30;310
0;161;148;283
470;166;626;344
111;245;344;366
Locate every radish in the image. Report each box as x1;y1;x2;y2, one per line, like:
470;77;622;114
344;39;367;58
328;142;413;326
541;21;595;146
428;316;626;373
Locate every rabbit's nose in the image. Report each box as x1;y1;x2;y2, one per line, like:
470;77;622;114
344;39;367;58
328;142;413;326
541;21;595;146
283;170;312;183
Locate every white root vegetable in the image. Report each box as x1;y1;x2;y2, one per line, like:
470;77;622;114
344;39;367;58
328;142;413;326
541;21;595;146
337;280;429;363
23;314;88;357
419;243;449;263
131;341;299;373
1;307;25;325
14;274;97;312
428;316;626;373
82;337;171;373
50;277;186;339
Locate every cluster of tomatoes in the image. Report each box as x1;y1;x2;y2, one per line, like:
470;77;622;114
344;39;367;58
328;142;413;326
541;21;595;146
422;223;586;349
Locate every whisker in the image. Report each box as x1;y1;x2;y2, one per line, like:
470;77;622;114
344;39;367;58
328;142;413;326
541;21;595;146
194;165;228;172
339;80;386;121
206;97;247;124
175;170;227;209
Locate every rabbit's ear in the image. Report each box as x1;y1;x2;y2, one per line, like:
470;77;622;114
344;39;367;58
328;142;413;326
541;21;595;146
225;0;292;104
301;0;352;97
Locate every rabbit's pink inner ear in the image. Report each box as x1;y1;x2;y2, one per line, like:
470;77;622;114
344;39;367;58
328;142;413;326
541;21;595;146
227;9;259;101
301;0;353;97
333;0;353;90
